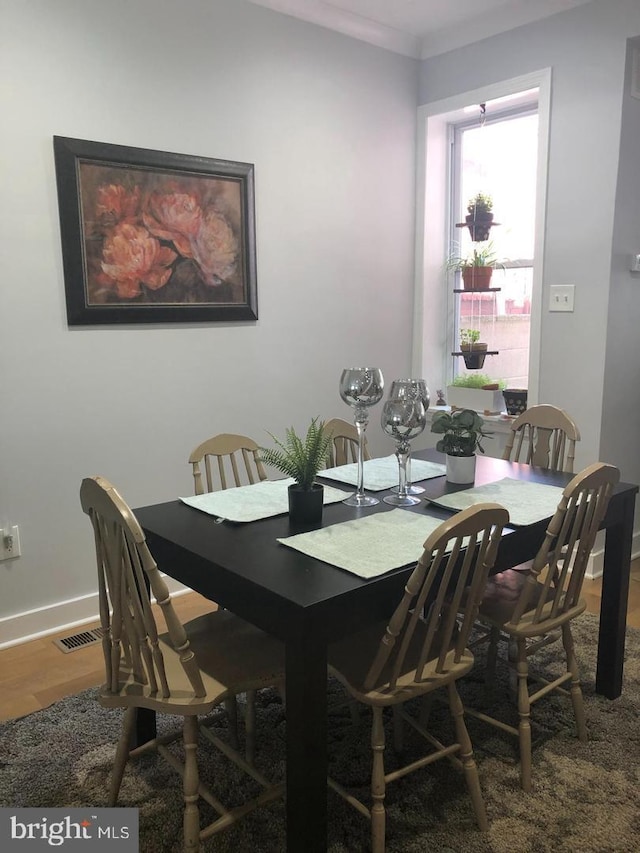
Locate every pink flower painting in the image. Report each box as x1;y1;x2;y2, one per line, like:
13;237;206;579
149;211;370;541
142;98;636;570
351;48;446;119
77;160;246;307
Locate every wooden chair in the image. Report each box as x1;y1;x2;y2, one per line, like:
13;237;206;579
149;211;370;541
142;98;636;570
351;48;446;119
323;417;371;467
502;404;580;473
188;433;267;494
327;503;509;853
188;432;270;750
501;404;581;580
465;462;619;792
80;476;285;849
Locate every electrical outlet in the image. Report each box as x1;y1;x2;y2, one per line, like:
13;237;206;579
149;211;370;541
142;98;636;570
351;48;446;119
549;284;575;312
0;525;21;560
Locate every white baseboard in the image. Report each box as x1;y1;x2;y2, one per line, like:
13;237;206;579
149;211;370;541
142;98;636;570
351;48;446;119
584;529;640;581
585;547;604;581
0;576;190;650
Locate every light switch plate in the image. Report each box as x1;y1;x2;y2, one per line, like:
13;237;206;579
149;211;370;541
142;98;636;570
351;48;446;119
549;284;575;312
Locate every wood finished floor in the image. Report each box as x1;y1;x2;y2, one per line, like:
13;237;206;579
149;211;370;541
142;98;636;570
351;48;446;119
1;562;639;723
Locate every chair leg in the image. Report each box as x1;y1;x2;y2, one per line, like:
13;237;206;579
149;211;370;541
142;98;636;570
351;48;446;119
370;706;387;853
448;683;488;831
109;706;136;807
507;639;519;699
182;715;201;852
562;623;587;741
245;689;256;764
515;638;532;793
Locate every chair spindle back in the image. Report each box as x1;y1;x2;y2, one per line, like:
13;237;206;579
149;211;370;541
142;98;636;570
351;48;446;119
80;476;206;699
189;433;267;494
502;404;580;472
364;503;509;692
508;462;619;627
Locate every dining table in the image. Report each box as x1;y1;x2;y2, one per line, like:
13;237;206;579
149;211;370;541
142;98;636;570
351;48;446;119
134;450;637;853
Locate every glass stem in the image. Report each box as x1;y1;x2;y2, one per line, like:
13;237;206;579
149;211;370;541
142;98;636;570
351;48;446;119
354;406;369;499
396;440;410;498
406;454;413;489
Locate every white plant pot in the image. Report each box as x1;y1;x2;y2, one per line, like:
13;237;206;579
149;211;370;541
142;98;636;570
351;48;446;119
446;453;477;484
447;385;504;415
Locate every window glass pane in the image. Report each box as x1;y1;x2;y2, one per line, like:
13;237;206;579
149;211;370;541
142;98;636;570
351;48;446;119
460;112;538;262
453;109;538;391
458;268;532;386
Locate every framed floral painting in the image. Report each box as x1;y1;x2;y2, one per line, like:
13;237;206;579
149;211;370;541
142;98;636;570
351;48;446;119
53;136;257;325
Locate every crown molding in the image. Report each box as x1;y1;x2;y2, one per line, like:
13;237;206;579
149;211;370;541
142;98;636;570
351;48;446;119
247;0;421;58
248;0;596;61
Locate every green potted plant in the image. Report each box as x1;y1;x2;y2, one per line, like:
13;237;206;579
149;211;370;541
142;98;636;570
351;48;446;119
260;417;333;525
430;408;491;483
465;192;495;241
459;328;488;369
447;373;506;415
447;241;502;291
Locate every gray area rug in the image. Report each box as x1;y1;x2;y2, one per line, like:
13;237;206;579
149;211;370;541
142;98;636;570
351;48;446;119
1;612;639;852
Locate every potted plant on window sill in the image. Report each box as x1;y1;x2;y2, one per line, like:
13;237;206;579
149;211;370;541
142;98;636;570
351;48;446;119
447;241;503;291
430;408;491;484
447;373;506;415
260;417;333;526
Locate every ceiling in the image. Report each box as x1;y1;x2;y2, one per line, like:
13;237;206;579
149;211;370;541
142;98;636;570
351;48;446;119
246;0;594;58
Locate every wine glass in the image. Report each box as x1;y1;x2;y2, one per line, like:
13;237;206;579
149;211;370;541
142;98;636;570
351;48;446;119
380;398;427;506
387;379;430;495
339;367;384;506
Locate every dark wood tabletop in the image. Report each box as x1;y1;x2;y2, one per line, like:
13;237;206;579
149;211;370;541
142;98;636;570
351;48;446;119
135;450;637;853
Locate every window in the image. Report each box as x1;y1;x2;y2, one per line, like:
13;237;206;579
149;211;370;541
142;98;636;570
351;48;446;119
449;105;539;387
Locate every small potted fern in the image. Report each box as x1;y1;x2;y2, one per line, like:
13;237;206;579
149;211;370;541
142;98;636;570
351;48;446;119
260;417;333;525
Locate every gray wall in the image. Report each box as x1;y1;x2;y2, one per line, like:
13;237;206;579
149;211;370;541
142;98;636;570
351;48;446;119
0;0;419;622
419;0;640;473
601;38;640;485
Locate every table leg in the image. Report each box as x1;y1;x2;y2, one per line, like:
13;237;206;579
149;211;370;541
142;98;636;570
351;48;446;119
133;708;157;747
596;493;635;698
285;632;327;852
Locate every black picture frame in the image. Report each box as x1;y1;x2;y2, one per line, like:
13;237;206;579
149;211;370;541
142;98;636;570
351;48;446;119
53;136;258;325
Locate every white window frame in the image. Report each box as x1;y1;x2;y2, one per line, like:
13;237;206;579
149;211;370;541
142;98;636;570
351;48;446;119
412;69;552;405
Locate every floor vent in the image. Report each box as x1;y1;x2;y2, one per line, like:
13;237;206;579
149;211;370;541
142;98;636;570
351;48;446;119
53;626;105;653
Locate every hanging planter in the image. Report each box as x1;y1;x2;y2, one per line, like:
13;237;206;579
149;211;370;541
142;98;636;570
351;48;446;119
456;193;500;242
452;330;498;372
464;213;495;242
458;329;488;369
448;242;502;292
460;344;488;370
461;266;494;291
